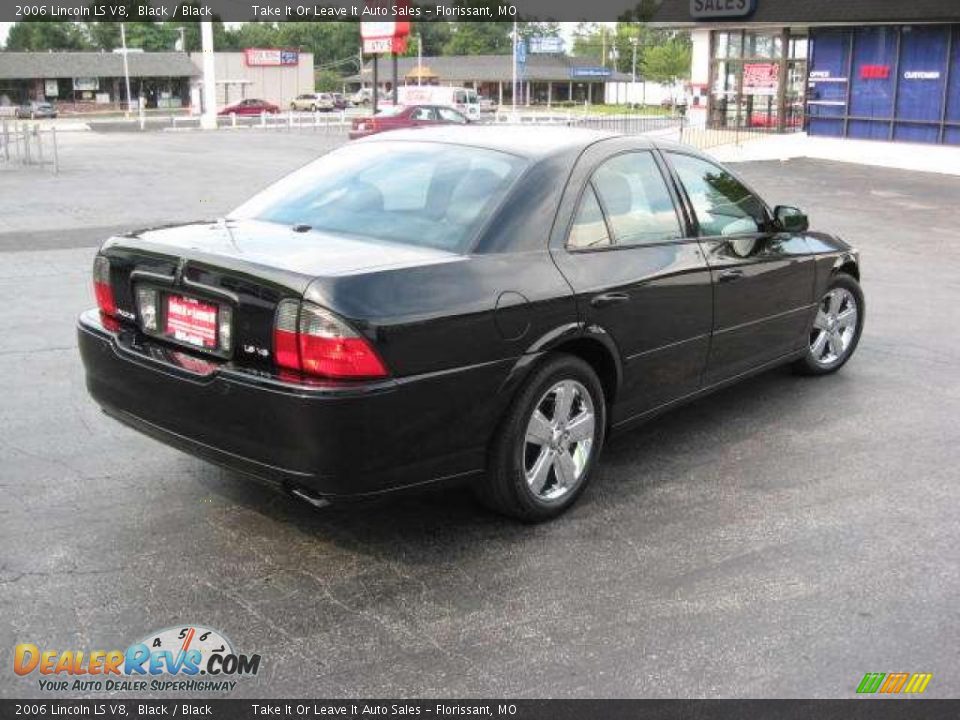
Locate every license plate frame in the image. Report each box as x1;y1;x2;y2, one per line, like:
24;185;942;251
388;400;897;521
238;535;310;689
164;293;220;351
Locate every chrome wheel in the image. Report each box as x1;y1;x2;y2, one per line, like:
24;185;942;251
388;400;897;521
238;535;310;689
523;379;596;501
810;287;858;367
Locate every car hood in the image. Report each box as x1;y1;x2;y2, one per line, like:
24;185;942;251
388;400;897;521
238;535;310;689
123;218;462;278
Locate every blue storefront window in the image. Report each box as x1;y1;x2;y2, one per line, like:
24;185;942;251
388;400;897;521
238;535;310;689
945;25;960;145
895;25;949;143
809;24;960;146
848;27;897;139
807;30;849;137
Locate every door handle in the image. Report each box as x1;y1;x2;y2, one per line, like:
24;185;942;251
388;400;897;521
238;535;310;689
718;269;745;283
590;292;630;308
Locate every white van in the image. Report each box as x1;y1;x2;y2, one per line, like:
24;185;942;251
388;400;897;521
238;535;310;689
394;86;481;118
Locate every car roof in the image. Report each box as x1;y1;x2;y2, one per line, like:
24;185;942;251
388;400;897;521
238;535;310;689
358;125;632;159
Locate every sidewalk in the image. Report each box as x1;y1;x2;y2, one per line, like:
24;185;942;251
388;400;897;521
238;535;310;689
706;132;960;176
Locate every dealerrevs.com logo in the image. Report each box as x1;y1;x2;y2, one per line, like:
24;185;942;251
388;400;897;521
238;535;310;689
14;625;261;693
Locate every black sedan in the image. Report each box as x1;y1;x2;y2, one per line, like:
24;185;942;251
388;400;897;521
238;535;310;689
78;127;864;521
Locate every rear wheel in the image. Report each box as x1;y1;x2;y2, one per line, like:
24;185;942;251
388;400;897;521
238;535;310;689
794;273;864;375
477;354;605;522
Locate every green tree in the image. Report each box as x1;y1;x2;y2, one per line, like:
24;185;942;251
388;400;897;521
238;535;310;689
641;39;692;83
443;21;512;55
5;21;90;51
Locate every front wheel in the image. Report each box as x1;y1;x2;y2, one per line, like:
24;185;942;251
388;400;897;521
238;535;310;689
794;273;864;375
477;354;606;522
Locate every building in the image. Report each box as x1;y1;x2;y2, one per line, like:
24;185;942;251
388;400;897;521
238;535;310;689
651;0;960;144
0;51;197;111
188;49;314;111
346;54;631;106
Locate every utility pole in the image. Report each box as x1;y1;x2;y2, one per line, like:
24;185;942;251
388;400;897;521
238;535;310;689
417;35;423;86
120;23;132;118
601;25;606;68
199;21;217;130
511;20;517;117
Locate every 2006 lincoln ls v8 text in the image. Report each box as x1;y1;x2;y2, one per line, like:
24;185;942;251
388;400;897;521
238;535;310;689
78;127;864;521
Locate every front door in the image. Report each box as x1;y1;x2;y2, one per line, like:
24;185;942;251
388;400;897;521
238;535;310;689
664;151;816;383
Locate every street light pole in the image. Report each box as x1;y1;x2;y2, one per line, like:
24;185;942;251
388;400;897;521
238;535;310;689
120;23;132;118
199;21;217;130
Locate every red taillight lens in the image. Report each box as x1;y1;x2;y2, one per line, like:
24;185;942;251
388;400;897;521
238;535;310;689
93;255;116;317
272;301;387;380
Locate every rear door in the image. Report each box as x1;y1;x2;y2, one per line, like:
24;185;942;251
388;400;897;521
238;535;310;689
550;140;713;424
663;151;816;383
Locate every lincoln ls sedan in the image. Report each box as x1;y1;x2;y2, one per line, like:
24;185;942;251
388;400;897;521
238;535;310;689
78;127;864;521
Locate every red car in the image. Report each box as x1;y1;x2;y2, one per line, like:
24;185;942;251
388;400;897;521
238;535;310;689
349;104;468;140
218;98;280;116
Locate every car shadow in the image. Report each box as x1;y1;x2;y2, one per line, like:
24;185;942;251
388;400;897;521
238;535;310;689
196;364;842;562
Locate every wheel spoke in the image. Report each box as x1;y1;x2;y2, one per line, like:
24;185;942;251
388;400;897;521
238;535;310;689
827;290;843;317
525;410;553;447
553;450;577;489
553;381;575;426
527;448;553;495
810;330;828;358
565;411;595;444
837;307;857;329
828;332;844;357
813;310;830;331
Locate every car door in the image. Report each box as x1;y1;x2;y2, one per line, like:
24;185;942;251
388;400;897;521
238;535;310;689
663;151;816;384
550;141;713;424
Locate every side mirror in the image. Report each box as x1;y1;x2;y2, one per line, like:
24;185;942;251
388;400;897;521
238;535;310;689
774;205;809;233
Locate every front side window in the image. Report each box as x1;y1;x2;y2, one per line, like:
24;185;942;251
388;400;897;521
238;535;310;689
668;153;766;237
589;153;682;247
230;142;527;252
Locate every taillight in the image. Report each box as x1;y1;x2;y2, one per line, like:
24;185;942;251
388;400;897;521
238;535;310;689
273;300;301;372
272;301;387;380
93;255;116;317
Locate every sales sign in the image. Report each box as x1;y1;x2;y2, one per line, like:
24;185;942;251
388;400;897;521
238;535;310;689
361;15;411;54
690;0;756;19
743;63;779;96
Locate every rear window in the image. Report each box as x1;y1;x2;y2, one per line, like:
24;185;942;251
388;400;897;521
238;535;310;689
229;142;527;252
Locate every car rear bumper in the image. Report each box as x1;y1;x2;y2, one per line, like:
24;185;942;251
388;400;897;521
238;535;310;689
78;310;492;499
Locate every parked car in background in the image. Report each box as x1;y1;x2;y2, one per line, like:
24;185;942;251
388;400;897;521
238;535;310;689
350;88;382;106
218;99;280;116
16;101;57;119
349;104;469;139
290;93;334;112
478;96;498;114
331;93;349;110
78;126;863;522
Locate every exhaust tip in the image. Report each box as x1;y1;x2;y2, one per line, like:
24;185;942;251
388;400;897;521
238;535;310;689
288;485;332;509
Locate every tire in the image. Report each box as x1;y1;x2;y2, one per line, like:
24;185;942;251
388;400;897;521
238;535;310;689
793;272;864;375
477;354;606;522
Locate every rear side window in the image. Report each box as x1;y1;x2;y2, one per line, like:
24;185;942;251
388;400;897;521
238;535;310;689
230;142;527;252
568;152;681;248
667;153;767;237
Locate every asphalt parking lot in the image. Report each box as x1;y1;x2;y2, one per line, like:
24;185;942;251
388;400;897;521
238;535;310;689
1;131;958;698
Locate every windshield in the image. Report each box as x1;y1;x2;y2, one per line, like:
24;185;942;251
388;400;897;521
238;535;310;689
229;142;527;252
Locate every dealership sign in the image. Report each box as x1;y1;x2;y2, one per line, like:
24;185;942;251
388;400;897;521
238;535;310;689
361;19;411;54
690;0;756;19
570;66;612;78
244;48;298;67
